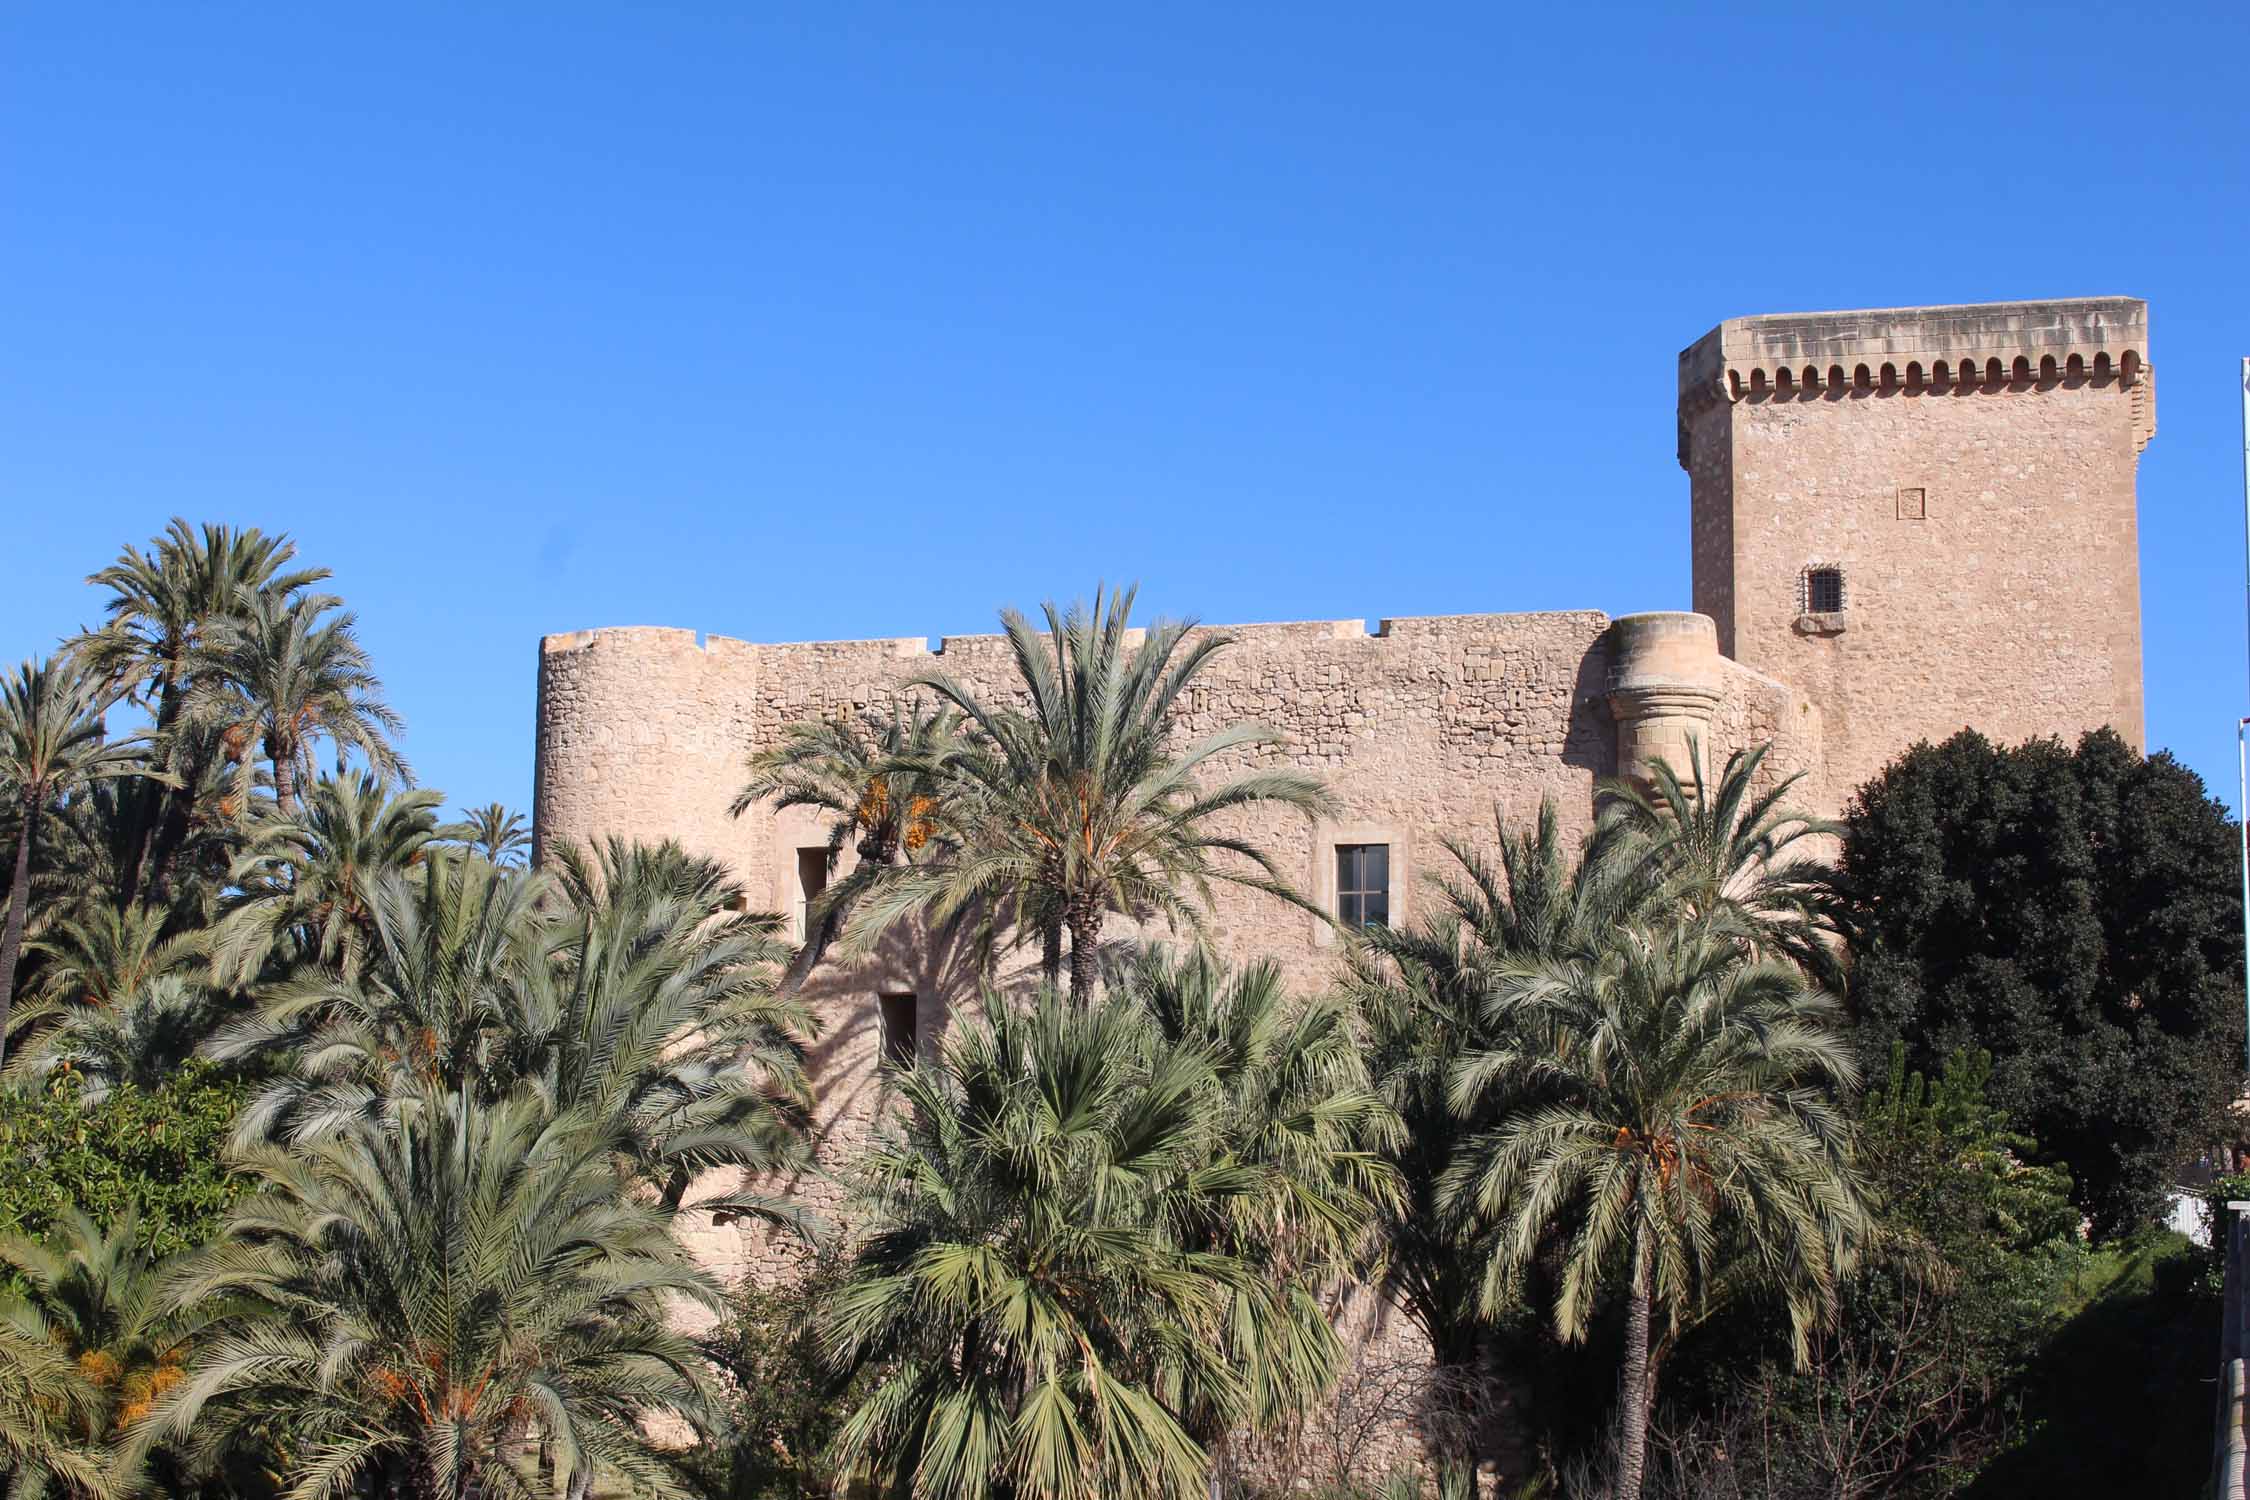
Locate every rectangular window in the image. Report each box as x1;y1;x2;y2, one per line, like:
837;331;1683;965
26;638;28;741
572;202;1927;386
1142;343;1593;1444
1336;844;1389;928
795;848;830;941
879;992;917;1068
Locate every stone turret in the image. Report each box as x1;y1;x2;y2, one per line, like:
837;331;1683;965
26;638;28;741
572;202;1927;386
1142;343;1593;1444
1606;612;1723;787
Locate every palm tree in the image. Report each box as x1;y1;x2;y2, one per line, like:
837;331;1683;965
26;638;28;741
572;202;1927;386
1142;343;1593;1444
0;658;164;1069
857;586;1334;1002
456;801;531;866
8;973;224;1101
221;843;814;1220
70;518;325;909
1344;801;1637;1488
525;837;815;1215
731;701;964;994
189;587;404;815
822;988;1271;1500
208;772;457;986
1445;923;1870;1500
137;1089;728;1500
1118;949;1396;1477
0;1318;109;1498
0;1207;213;1494
1592;740;1839;980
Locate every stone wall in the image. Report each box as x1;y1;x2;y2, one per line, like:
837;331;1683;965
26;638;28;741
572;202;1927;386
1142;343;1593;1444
534;608;1816;1282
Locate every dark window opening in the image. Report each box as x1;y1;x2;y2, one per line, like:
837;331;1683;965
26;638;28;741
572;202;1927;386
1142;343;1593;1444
879;993;917;1068
1804;567;1845;615
795;848;830;940
1336;844;1390;928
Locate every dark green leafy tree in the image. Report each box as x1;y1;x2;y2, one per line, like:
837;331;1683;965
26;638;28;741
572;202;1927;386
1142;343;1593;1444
0;1065;249;1262
1836;728;2245;1234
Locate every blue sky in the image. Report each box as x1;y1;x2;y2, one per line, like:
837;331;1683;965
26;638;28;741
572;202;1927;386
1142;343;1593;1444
4;4;2247;814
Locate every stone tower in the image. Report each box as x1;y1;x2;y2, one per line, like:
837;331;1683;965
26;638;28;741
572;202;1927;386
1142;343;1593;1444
1677;297;2152;809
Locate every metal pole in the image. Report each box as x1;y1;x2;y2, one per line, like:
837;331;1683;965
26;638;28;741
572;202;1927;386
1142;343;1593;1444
2240;360;2250;1073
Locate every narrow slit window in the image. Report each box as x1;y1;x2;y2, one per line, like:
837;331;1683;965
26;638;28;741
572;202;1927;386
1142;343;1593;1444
1336;844;1389;929
795;847;830;941
879;993;917;1068
1804;567;1845;615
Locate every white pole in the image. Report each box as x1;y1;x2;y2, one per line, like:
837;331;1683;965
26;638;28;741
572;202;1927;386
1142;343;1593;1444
2240;360;2250;1073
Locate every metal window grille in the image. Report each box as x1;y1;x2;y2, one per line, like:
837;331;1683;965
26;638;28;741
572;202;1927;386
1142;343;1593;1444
1803;567;1845;615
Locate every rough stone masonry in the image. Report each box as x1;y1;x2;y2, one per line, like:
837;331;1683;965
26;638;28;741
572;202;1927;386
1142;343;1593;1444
530;296;2153;1475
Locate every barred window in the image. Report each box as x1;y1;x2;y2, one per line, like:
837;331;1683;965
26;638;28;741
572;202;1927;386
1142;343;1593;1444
1803;566;1845;615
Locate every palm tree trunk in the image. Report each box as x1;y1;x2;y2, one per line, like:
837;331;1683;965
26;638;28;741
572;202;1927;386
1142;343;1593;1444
1041;913;1062;988
1066;889;1100;1003
1615;1221;1653;1500
116;668;183;911
0;799;38;1069
273;748;296;815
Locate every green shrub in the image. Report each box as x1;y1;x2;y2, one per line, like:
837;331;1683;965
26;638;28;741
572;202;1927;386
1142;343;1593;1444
0;1061;248;1260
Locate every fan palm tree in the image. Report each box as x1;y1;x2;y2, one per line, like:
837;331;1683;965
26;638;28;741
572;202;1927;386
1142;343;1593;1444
0;658;165;1069
732;701;965;994
1445;923;1870;1500
854;586;1334;1002
1118;948;1396;1476
136;1088;728;1500
208;772;458;986
822;988;1271;1500
0;1207;214;1495
456;801;532;866
189;587;404;815
70;518;324;908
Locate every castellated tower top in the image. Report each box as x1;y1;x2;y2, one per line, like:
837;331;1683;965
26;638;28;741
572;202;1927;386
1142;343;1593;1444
1676;296;2151;811
1679;297;2154;455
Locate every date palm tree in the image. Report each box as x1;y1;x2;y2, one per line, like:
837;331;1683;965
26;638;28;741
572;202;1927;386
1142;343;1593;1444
822;988;1273;1500
0;1318;109;1498
0;1208;214;1494
136;1088;727;1500
1593;740;1839;980
1445;923;1870;1500
189;587;404;815
70;518;325;908
1343;800;1638;1491
856;586;1334;1002
731;701;964;994
220;842;813;1222
0;658;164;1069
456;801;532;866
208;772;458;986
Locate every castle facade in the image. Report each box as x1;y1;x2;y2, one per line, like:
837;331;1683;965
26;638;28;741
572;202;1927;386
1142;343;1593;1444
531;296;2153;1297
